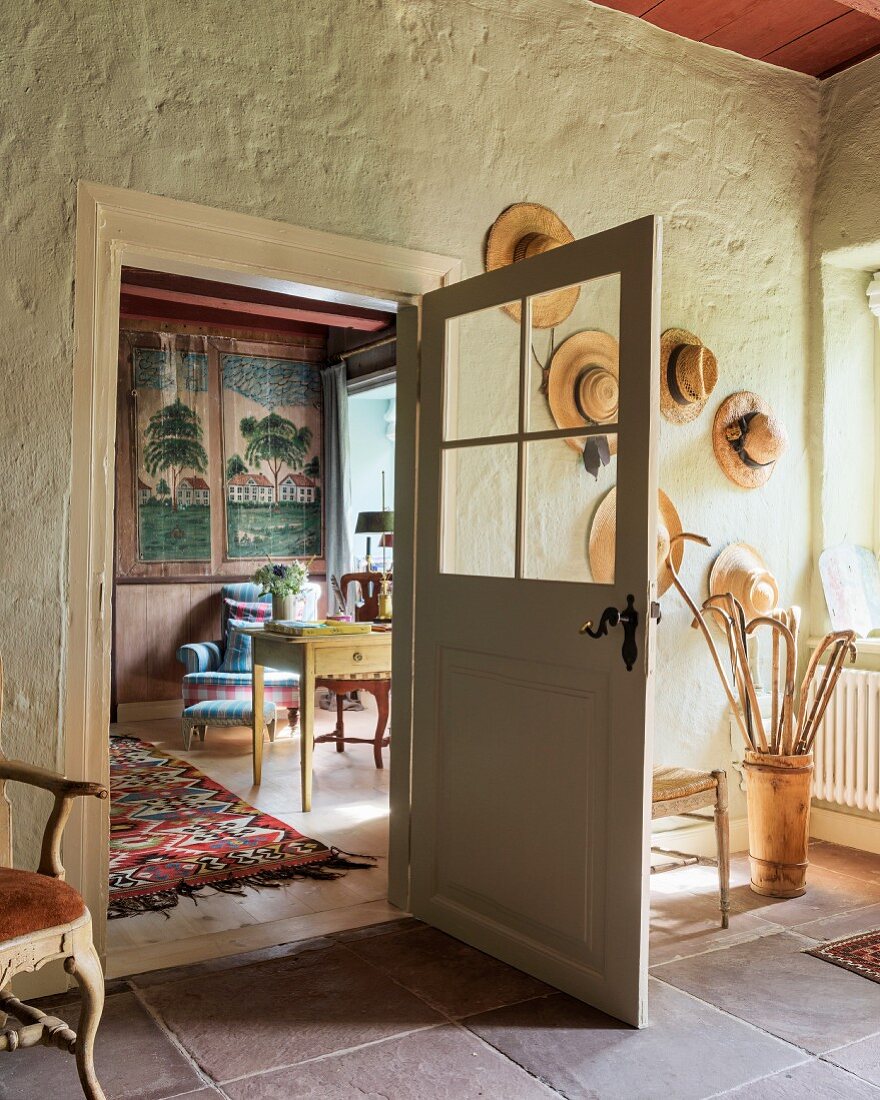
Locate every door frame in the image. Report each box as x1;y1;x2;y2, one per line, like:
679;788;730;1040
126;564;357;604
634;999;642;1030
66;181;460;956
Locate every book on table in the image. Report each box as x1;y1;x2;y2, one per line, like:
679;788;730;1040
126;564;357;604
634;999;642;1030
264;620;374;637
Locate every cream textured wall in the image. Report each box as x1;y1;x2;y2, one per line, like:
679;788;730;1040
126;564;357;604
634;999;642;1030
810;57;880;638
0;0;820;854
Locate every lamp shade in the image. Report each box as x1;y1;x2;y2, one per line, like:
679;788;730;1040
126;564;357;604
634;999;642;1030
356;510;394;534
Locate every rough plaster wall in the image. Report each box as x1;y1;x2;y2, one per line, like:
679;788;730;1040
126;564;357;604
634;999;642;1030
0;0;819;853
810;57;880;635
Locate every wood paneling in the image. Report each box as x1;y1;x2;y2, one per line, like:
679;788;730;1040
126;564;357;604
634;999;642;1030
594;0;880;76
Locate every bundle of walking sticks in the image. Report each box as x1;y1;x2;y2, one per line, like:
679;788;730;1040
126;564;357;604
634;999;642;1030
667;533;857;757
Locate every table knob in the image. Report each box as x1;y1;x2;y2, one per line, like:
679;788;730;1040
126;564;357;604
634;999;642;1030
353;651;364;662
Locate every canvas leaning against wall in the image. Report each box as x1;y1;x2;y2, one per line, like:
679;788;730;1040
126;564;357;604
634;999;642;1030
221;355;323;559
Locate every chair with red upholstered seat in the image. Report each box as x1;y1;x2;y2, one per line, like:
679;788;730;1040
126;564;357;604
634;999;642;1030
0;656;108;1099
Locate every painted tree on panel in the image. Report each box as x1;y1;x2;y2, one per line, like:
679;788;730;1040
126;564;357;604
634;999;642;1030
240;413;312;501
156;478;170;503
304;455;320;479
143;398;208;512
226;453;248;480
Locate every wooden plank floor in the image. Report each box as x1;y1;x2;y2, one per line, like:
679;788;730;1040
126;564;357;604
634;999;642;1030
106;699;398;977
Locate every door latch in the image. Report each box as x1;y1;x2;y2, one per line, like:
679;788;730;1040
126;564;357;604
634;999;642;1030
579;593;639;671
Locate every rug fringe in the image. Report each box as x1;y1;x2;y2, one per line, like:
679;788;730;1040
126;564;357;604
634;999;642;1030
107;851;378;921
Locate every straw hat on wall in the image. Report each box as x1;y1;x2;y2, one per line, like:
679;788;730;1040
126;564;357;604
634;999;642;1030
485;203;579;328
588;488;683;595
713;392;788;488
710;542;779;622
660;329;718;424
548;331;619;458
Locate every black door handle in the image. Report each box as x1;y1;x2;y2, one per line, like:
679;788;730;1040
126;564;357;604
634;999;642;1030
580;594;639;671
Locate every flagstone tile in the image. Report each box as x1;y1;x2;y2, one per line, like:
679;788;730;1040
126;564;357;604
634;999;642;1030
649;885;783;965
141;943;443;1081
726;865;880;928
222;1024;557;1099
463;980;806;1100
717;1058;880;1096
0;991;204;1100
654;931;880;1053
791;902;880;943
344;924;551;1018
824;1031;880;1087
808;841;880;885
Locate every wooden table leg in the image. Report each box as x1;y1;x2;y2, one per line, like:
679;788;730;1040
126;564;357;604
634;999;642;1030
252;661;265;786
372;681;391;769
300;646;315;811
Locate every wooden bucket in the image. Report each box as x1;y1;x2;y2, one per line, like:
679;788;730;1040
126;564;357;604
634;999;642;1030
744;751;813;898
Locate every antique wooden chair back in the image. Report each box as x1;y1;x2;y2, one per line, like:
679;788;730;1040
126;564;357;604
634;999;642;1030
340;571;388;623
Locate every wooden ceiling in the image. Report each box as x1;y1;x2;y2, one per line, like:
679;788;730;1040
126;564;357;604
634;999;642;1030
597;0;880;77
120;268;396;340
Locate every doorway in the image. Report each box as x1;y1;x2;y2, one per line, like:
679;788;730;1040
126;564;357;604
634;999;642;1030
66;182;459;970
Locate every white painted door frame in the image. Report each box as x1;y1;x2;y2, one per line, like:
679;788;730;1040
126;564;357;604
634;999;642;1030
66;181;460;956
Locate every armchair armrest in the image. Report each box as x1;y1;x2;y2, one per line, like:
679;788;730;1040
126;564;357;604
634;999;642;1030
0;760;107;880
177;641;223;674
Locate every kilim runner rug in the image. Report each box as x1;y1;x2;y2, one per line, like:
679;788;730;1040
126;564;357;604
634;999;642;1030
109;735;374;919
806;928;880;985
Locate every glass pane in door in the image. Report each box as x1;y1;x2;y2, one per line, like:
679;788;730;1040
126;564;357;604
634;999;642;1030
522;434;618;583
526;273;621;436
444;303;523;442
440;443;517;577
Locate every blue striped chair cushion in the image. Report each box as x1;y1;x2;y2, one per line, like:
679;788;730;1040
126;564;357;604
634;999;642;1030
218;618;254;673
182;700;276;726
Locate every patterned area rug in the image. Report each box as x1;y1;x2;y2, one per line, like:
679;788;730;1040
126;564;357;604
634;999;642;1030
109;735;373;919
806;929;880;985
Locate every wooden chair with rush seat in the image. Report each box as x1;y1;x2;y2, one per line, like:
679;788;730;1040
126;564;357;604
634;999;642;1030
316;571;392;768
0;656;109;1099
651;765;730;929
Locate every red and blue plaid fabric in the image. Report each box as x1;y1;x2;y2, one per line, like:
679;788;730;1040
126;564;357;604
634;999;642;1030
223;598;272;622
181;671;300;709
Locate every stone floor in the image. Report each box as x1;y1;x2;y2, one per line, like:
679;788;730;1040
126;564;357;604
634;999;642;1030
4;841;880;1098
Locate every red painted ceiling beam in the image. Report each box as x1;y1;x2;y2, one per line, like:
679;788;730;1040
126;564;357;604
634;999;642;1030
120;283;388;332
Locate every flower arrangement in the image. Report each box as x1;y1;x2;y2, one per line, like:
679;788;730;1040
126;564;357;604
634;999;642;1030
251;558;311;598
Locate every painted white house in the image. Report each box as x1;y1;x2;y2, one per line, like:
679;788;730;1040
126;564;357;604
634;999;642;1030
137;478;153;505
279;472;317;504
227;472;275;504
177;476;210;508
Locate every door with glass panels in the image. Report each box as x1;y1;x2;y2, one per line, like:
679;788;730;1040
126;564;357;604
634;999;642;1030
409;215;661;1027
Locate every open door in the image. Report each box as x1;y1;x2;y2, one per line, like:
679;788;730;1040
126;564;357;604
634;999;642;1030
407;215;661;1027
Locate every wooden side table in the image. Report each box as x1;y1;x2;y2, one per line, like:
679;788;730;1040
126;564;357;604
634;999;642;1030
251;630;392;811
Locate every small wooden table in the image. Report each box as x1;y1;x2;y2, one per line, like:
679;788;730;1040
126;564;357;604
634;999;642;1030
251;630;392;811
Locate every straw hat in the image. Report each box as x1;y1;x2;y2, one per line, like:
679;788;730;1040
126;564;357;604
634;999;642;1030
713;392;788;489
660;329;718;424
588;488;683;596
710;542;779;622
548;331;619;457
485;203;579;328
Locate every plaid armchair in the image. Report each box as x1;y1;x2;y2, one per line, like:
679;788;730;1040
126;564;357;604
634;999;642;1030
177;582;319;724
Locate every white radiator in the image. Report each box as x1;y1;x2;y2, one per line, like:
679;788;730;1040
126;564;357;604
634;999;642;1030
809;668;880;812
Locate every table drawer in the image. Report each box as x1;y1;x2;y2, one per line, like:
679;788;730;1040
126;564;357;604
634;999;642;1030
313;642;391;678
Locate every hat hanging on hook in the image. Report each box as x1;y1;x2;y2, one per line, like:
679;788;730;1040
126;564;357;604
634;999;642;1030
713;391;788;489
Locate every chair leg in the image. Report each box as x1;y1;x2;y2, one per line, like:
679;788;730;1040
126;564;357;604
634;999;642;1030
335;692;346;749
287;707;299;731
197;725;206;742
713;768;730;929
65;941;106;1100
267;717;276;743
181;720;193;751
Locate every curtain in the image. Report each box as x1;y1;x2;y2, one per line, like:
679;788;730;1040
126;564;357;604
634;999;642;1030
322;362;353;602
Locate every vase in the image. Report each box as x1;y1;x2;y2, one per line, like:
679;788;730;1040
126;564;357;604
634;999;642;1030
272;594;296;621
744;751;814;898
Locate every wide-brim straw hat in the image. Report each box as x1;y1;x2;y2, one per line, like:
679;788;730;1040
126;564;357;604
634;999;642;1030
588;488;683;596
660;329;718;424
710;542;779;622
485;203;579;328
713;391;788;489
548;331;620;455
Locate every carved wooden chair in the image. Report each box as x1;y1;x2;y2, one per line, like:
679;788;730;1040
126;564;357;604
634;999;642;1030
0;656;109;1098
316;571;392;768
651;765;730;929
